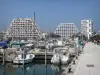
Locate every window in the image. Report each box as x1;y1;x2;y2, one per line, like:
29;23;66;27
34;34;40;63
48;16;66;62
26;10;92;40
89;24;91;27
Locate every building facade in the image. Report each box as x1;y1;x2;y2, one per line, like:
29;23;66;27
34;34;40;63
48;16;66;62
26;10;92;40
81;20;93;39
54;23;78;38
6;18;41;40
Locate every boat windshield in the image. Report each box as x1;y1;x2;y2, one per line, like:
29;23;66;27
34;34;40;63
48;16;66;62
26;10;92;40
29;55;33;58
54;48;68;54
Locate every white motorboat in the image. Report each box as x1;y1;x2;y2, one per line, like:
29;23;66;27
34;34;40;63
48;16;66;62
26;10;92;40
60;55;69;64
60;49;69;64
51;47;69;65
51;54;60;64
13;54;35;64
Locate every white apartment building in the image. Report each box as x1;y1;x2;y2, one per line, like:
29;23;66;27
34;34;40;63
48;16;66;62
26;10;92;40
54;23;78;38
6;18;41;40
81;20;93;39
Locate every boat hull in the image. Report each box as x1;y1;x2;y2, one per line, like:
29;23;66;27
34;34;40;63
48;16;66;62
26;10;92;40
51;54;60;64
51;59;60;64
60;56;69;65
13;54;35;64
13;59;33;64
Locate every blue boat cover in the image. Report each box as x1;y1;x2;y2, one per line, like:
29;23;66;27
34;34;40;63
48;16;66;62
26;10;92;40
0;42;7;46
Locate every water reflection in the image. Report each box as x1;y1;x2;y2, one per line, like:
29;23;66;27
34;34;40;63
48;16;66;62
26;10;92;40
51;64;67;75
0;62;67;75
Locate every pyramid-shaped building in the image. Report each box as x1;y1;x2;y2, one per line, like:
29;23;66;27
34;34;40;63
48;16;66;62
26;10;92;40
6;18;41;40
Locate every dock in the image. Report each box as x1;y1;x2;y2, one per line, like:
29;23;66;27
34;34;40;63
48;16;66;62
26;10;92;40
28;50;53;60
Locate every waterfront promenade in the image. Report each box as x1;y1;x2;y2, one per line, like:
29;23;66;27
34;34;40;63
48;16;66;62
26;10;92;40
62;42;100;75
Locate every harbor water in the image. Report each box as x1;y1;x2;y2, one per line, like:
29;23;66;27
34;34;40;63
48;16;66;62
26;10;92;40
0;60;66;75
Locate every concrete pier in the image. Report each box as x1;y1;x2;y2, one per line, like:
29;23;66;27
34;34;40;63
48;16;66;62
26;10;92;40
62;42;100;75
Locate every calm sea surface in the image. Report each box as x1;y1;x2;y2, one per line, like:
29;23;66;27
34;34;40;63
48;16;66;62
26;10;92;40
0;60;67;75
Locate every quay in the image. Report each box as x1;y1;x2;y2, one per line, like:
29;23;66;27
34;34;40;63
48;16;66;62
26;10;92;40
61;42;100;75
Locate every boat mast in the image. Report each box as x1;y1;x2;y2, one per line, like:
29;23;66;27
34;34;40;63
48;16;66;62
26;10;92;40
33;12;36;40
34;12;35;26
33;12;40;40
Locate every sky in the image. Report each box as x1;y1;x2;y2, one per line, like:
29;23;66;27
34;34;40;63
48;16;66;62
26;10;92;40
0;0;100;32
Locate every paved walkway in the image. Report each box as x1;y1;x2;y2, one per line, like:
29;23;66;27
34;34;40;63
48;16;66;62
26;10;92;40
62;42;100;75
73;42;100;75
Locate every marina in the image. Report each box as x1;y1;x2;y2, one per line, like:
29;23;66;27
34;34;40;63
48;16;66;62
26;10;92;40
0;37;79;63
0;36;83;75
0;1;99;75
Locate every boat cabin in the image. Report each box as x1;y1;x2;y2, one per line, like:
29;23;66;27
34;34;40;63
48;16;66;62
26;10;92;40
53;47;69;55
11;42;26;48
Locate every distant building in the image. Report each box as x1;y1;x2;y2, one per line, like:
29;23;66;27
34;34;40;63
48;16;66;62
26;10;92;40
0;31;6;41
6;18;41;40
41;32;48;39
98;30;100;34
81;20;93;39
54;23;78;38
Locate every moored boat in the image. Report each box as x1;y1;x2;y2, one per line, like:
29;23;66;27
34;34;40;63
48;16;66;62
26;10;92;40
51;54;60;64
13;53;35;64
